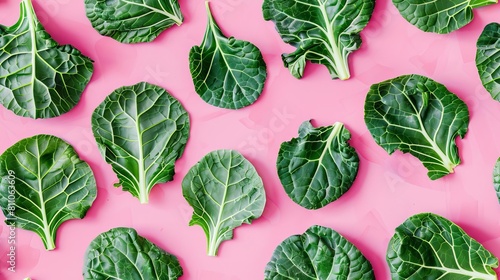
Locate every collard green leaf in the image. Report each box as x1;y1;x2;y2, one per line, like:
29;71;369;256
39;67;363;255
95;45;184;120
0;134;97;250
0;0;94;119
393;0;497;34
262;0;374;80
277;121;359;210
182;150;266;256
85;0;183;43
189;2;267;110
494;157;500;203
364;74;469;180
265;225;374;280
477;22;500;101
387;213;499;279
92;82;189;204
83;227;183;280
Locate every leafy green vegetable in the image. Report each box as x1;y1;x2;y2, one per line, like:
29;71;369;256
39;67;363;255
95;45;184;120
265;225;374;279
92;82;189;204
277;121;359;209
182;150;266;256
262;0;374;80
85;0;183;43
393;0;497;34
0;134;97;250
477;22;500;101
493;157;500;203
387;212;499;279
364;74;469;180
0;0;93;119
189;2;267;109
83;227;183;280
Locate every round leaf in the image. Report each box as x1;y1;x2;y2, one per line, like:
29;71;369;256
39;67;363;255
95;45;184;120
0;134;97;250
92;82;189;204
0;0;93;118
189;3;267;109
387;213;498;279
85;0;183;43
182;150;266;256
83;227;183;279
393;0;497;34
265;225;374;279
277;121;359;209
364;74;469;180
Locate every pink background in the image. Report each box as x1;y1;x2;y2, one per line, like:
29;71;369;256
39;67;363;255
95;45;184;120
1;0;500;279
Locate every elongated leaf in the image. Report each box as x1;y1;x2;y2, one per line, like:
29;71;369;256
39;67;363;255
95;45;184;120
387;213;498;279
182;150;266;256
393;0;497;34
265;225;374;280
85;0;183;43
493;157;500;203
0;0;93;119
262;0;374;80
83;227;183;280
477;22;500;101
0;134;97;250
92;82;189;204
189;2;267;109
277;121;359;209
364;74;469;180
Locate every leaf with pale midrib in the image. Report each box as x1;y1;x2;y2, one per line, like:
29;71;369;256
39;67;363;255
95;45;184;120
364;74;469;180
92;82;189;204
493;157;500;204
182;150;266;256
0;0;93;119
387;213;498;280
189;2;267;110
83;227;183;280
85;0;183;43
265;225;375;279
277;121;359;209
477;22;500;101
0;134;96;250
262;0;374;80
393;0;497;34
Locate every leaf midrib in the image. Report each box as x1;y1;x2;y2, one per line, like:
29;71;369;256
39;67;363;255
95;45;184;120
26;0;37;117
404;260;496;279
121;0;182;25
298;123;342;204
209;152;232;255
399;89;456;172
135;101;147;203
317;0;349;79
207;12;245;98
35;139;52;248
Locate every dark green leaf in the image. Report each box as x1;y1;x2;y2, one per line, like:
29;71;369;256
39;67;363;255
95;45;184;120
364;74;469;180
0;0;93;119
92;82;189;203
493;157;500;203
262;0;374;80
476;22;500;101
265;225;374;280
0;134;97;250
85;0;183;43
387;213;498;279
189;2;267;109
277;121;359;209
182;150;266;256
393;0;497;34
83;227;183;280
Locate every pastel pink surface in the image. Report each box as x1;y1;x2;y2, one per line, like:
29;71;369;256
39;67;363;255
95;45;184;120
0;0;500;279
